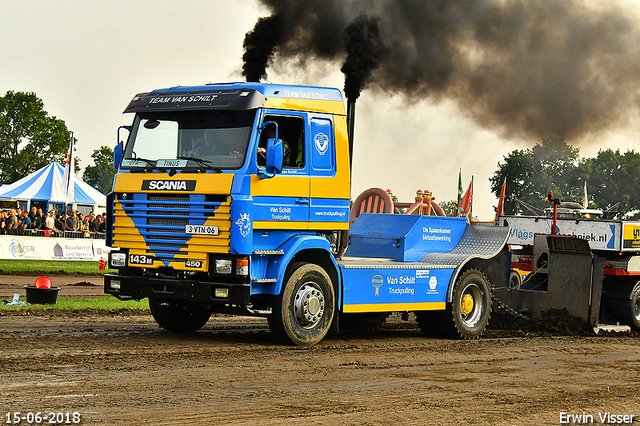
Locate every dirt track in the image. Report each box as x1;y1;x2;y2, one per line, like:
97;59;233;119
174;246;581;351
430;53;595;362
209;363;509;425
1;277;640;425
0;275;105;299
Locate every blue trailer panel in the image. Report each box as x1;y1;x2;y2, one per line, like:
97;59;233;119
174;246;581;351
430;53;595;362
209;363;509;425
340;261;454;313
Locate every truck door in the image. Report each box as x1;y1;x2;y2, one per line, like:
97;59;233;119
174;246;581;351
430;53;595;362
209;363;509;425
252;113;310;230
309;115;350;231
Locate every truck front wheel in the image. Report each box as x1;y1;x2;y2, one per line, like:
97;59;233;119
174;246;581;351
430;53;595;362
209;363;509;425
149;298;212;333
268;262;335;346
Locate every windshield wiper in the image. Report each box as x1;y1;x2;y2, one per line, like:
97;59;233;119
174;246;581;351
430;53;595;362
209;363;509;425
177;156;222;172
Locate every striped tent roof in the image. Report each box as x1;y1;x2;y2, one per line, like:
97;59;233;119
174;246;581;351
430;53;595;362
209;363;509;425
0;162;105;205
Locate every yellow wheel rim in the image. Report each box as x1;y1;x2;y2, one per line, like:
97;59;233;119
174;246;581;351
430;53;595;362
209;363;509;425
461;294;474;315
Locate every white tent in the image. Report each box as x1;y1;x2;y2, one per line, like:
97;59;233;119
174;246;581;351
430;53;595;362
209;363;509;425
0;162;106;213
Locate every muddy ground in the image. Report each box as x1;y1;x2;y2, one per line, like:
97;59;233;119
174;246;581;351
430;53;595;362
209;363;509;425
1;277;639;425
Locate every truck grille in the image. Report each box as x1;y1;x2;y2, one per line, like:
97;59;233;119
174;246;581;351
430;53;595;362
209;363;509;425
113;193;231;263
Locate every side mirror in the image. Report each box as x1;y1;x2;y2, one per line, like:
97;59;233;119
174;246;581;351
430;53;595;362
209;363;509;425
114;125;130;168
266;138;283;174
259;138;283;179
257;121;283;179
114;141;123;169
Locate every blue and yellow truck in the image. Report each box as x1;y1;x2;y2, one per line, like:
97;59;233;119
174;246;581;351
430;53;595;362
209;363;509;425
104;82;510;345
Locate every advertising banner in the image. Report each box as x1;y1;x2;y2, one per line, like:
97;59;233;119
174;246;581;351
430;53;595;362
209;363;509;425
0;235;108;261
499;216;620;251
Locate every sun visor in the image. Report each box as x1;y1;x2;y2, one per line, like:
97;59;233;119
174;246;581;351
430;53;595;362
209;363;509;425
124;88;267;113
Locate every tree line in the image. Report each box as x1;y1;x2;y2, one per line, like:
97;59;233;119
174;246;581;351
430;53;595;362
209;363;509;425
490;138;640;219
0;91;115;195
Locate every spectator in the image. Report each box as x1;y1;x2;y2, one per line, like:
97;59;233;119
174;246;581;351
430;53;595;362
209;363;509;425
28;206;41;230
17;211;31;234
5;209;18;235
55;214;64;233
0;210;7;235
96;215;105;233
36;208;44;229
65;210;79;233
44;210;58;236
79;214;90;237
89;214;98;235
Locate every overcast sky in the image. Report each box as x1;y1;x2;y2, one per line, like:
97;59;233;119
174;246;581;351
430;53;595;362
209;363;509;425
1;0;639;219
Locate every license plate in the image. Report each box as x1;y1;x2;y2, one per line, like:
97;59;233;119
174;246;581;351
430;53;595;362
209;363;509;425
129;254;154;265
185;225;219;235
185;260;202;268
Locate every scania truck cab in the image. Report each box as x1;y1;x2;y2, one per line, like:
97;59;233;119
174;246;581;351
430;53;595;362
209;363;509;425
105;82;509;346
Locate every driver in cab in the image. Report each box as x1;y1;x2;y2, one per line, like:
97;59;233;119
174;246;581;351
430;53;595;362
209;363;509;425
194;129;241;157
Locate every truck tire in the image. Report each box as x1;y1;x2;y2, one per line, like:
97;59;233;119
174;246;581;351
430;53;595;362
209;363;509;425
439;269;491;339
611;281;640;330
509;271;521;288
268;262;335;346
149;298;212;333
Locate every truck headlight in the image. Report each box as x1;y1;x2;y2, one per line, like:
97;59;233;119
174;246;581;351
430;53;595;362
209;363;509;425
215;259;233;274
111;252;126;268
109;279;121;291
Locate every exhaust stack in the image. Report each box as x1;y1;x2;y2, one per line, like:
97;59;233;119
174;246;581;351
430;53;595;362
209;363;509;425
346;99;356;169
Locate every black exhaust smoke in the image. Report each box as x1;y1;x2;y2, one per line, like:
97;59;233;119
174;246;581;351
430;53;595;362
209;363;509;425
242;0;640;143
242;10;384;163
241;14;285;82
341;14;385;164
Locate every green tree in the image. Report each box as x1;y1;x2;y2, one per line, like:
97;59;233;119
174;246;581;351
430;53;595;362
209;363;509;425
438;200;458;216
82;146;116;195
578;149;640;219
0;91;72;184
491;139;640;219
489;148;536;215
490;138;580;215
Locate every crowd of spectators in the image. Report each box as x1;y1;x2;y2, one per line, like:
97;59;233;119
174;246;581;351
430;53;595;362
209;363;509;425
0;207;106;238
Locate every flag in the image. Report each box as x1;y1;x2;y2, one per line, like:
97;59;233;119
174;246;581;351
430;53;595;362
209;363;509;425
583;181;588;209
495;178;506;220
62;133;75;205
454;169;463;216
459;178;473;217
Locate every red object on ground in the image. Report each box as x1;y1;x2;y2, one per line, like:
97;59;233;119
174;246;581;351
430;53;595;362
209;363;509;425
99;259;105;270
34;276;53;289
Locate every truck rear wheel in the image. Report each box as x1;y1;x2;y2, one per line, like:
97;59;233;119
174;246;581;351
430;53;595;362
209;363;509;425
509;271;521;288
611;281;640;330
149;298;212;333
268;262;335;346
440;269;491;339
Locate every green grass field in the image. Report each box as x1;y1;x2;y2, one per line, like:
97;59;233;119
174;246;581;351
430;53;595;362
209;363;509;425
0;259;107;274
1;295;149;311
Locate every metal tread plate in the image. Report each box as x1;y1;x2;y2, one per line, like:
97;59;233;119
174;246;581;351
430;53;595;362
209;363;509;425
420;225;509;267
338;258;455;270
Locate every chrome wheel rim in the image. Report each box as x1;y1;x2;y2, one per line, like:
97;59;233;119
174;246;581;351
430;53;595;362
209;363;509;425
293;281;325;330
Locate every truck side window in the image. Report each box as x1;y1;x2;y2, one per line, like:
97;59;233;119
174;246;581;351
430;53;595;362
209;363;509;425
258;116;304;168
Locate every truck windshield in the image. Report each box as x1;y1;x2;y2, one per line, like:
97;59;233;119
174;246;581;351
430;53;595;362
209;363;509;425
122;109;256;170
